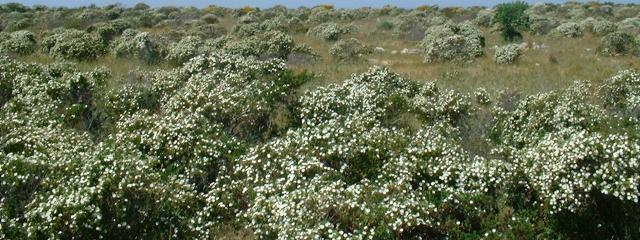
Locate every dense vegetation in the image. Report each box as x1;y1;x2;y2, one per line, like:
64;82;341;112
1;2;640;239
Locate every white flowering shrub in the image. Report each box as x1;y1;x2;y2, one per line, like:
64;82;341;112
307;22;351;41
617;17;640;35
552;22;585;38
597;31;639;57
590;19;617;35
3;4;640;239
165;53;307;139
221;31;295;60
212;68;508;239
103;81;159;119
113;110;241;188
111;29;163;63
0;30;36;55
419;23;485;63
41;29;106;61
600;70;640;120
165;36;204;65
494;44;523;64
491;81;640;230
329;38;372;61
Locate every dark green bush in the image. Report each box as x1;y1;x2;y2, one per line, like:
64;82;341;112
493;1;530;42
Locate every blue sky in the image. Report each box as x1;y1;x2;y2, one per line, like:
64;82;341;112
1;0;637;8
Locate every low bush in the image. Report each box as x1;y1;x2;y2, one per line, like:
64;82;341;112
165;36;204;65
494;43;523;64
41;29;105;61
617;17;640;35
552;22;585;38
329;38;372;61
597;31;639;57
0;30;36;55
419;23;485;62
111;29;163;63
591;19;617;35
306;22;351;41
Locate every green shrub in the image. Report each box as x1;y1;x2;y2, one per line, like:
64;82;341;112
0;30;36;55
598;31;639;57
41;29;105;61
165;36;204;65
111;29;163;63
493;1;530;41
329;38;372;61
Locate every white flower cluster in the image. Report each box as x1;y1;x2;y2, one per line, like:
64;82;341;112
419;23;485;62
492;81;640;211
494;43;523;64
0;30;37;55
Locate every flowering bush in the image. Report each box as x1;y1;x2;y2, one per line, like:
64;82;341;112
221;31;295;60
551;22;585;38
617;17;640;35
3;4;640;239
41;29;105;61
494;43;522;64
0;30;36;55
165;36;204;65
307;22;352;41
419;23;485;62
111;29;163;63
590;19;617;35
329;38;372;61
600;69;640;120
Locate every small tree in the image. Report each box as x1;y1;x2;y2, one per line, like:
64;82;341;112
493;1;530;42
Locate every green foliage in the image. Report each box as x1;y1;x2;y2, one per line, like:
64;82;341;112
493;1;530;42
329;38;372;61
598;31;639;57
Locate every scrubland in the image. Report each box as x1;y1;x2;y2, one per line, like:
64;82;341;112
1;2;640;239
